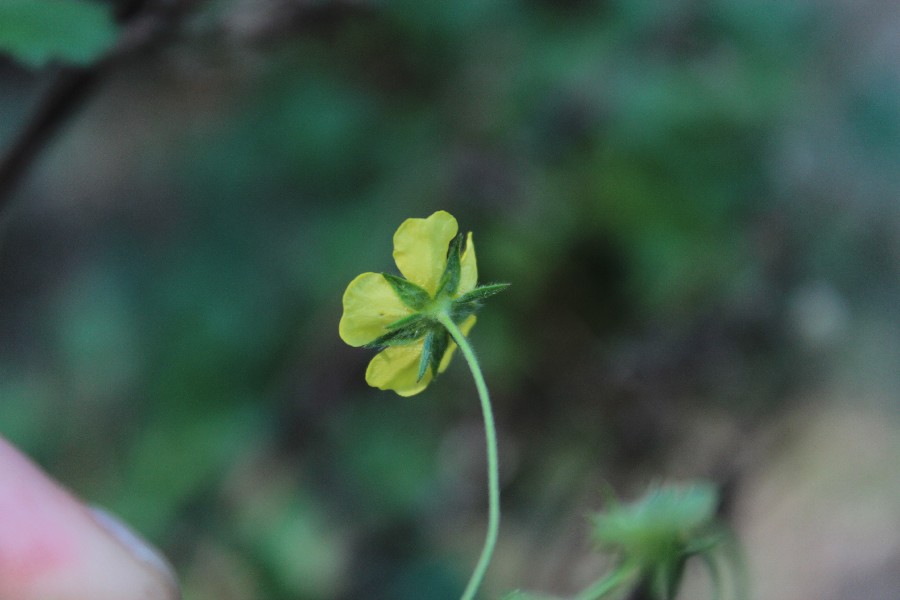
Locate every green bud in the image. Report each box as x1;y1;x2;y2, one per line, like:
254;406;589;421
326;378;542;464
591;482;721;600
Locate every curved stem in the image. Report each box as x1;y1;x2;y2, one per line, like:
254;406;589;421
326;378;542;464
438;312;500;600
572;562;641;600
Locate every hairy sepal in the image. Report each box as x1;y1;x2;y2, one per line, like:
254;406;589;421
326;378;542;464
366;319;430;348
416;327;450;381
382;273;431;310
449;282;510;321
435;233;463;298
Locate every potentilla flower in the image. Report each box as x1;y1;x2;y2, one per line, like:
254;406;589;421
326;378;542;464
339;210;507;396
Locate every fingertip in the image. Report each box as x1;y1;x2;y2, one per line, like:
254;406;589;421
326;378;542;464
0;435;180;599
89;506;181;600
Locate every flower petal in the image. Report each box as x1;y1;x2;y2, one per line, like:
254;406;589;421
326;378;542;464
365;342;434;397
392;211;458;295
438;315;477;373
339;272;413;347
458;232;477;295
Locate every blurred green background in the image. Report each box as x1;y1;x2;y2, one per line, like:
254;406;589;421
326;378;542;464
2;1;900;599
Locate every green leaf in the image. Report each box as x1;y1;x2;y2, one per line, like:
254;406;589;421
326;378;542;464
435;233;463;298
382;273;431;310
0;0;118;68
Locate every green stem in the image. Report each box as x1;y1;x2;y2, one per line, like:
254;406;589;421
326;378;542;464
438;312;500;600
572;563;641;600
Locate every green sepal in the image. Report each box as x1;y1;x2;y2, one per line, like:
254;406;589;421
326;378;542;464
453;282;510;304
417;330;434;381
365;328;422;348
366;320;430;348
436;233;463;298
428;328;449;375
449;282;510;321
382;273;431;310
416;327;450;381
385;313;429;331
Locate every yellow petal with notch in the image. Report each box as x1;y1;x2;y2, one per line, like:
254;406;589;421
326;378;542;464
339;272;413;347
392;211;458;295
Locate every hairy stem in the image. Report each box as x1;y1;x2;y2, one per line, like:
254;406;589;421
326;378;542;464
438;312;500;600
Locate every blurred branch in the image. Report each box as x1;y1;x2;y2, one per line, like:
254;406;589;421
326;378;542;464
0;0;204;215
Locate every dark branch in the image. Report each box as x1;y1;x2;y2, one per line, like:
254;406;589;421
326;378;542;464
0;0;203;216
0;66;97;213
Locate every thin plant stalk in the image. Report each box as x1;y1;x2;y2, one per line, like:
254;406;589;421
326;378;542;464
438;312;500;600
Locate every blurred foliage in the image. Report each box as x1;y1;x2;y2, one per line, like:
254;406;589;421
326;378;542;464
0;0;117;67
1;0;900;599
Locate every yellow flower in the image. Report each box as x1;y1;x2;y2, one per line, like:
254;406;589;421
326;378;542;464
339;211;479;396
